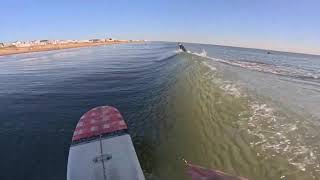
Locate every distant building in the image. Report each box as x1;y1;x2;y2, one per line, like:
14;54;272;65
20;43;31;47
48;40;59;45
12;41;22;46
10;41;31;47
64;40;77;43
89;39;101;43
2;42;11;47
79;40;90;43
58;40;69;44
0;43;4;48
38;40;49;45
31;40;41;45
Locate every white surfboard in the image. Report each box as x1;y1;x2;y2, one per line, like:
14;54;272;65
67;106;145;180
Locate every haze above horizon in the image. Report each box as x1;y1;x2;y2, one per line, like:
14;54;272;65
1;0;319;55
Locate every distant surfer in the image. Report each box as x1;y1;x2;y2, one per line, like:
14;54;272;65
178;43;187;52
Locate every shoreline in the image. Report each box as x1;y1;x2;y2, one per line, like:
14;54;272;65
0;41;136;56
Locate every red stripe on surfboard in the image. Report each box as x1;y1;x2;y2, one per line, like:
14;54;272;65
72;106;128;142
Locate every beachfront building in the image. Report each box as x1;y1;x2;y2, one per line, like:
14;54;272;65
20;43;31;47
12;41;22;46
1;43;12;47
89;39;100;43
89;39;108;43
61;40;78;44
58;40;68;44
12;41;32;47
48;40;59;45
79;40;90;43
31;40;41;46
0;43;4;48
40;40;49;43
38;40;50;45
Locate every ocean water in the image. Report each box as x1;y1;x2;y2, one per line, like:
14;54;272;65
0;42;319;180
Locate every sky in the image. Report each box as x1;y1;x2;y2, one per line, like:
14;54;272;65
1;0;319;55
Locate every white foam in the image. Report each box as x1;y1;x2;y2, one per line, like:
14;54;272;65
175;49;183;54
219;83;242;98
199;50;320;174
190;49;320;80
190;49;207;57
202;61;216;71
202;61;243;98
244;101;320;173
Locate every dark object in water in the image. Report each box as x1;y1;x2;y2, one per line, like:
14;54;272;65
178;43;187;52
267;51;271;54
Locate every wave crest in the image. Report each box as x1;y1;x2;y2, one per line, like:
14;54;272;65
189;50;320;80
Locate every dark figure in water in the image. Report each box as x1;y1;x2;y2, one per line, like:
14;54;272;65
178;43;187;52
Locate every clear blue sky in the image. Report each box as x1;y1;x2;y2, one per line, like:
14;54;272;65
1;0;319;54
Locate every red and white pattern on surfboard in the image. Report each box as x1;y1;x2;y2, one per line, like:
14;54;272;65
72;106;128;142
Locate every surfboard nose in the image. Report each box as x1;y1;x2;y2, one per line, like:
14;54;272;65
72;106;128;142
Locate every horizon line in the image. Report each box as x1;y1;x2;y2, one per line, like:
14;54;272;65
155;40;320;57
2;37;319;56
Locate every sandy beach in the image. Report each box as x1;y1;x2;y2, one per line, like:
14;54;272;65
0;41;134;56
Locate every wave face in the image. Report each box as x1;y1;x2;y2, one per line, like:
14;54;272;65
187;44;320;179
0;42;320;180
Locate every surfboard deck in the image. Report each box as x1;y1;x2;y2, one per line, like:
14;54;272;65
67;106;145;180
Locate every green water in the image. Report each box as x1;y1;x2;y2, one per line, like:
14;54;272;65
148;55;315;180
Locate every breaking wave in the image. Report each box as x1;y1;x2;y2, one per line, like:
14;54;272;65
201;59;320;176
214;59;320;80
188;50;320;80
202;61;243;98
190;49;207;57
